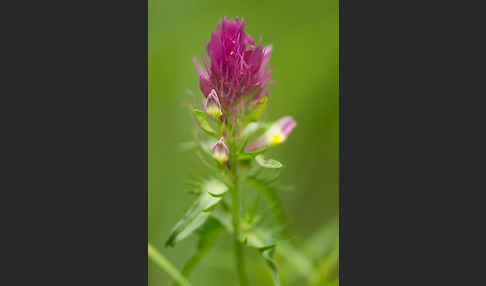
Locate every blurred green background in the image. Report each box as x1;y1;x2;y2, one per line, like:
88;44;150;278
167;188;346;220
149;0;338;285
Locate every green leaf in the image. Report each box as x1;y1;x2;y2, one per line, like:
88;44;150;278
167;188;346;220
243;225;281;286
246;177;288;228
238;148;267;160
242;218;282;286
172;218;223;286
211;206;278;248
276;220;339;286
205;179;227;197
247;195;261;225
260;246;281;286
210;207;282;286
210;207;233;232
247;163;281;184
255;155;283;168
192;109;217;136
194;218;223;256
165;179;228;247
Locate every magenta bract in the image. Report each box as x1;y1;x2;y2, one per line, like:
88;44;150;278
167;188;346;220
194;17;273;115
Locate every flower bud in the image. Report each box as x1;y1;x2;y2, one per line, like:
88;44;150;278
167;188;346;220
205;89;222;119
211;137;229;164
264;116;297;146
245;116;296;152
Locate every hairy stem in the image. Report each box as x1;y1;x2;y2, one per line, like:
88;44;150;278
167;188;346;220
231;138;248;286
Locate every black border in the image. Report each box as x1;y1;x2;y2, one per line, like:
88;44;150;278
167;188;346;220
4;0;149;284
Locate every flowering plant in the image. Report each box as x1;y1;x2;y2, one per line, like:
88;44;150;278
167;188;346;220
165;17;298;286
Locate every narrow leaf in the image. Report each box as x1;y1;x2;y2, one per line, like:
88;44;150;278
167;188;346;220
192;109;217;136
255;155;283;168
172;218;223;286
238;148;267;160
246;177;288;228
165;179;228;247
247;164;281;184
242;221;282;286
260;246;281;286
210;206;233;232
206;179;227;197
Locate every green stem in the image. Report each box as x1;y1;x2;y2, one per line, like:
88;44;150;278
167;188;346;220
231;143;248;286
148;243;191;286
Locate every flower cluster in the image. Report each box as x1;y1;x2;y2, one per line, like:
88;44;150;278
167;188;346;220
192;17;296;165
194;17;273;118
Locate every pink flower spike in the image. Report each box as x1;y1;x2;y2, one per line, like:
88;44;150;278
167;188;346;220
193;17;274;115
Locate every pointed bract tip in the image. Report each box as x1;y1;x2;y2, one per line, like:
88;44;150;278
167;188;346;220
211;137;229;164
205;89;222;119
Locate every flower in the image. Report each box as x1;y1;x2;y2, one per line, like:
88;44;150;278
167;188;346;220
245;116;296;152
194;17;273;114
211;137;230;163
205;89;222;119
